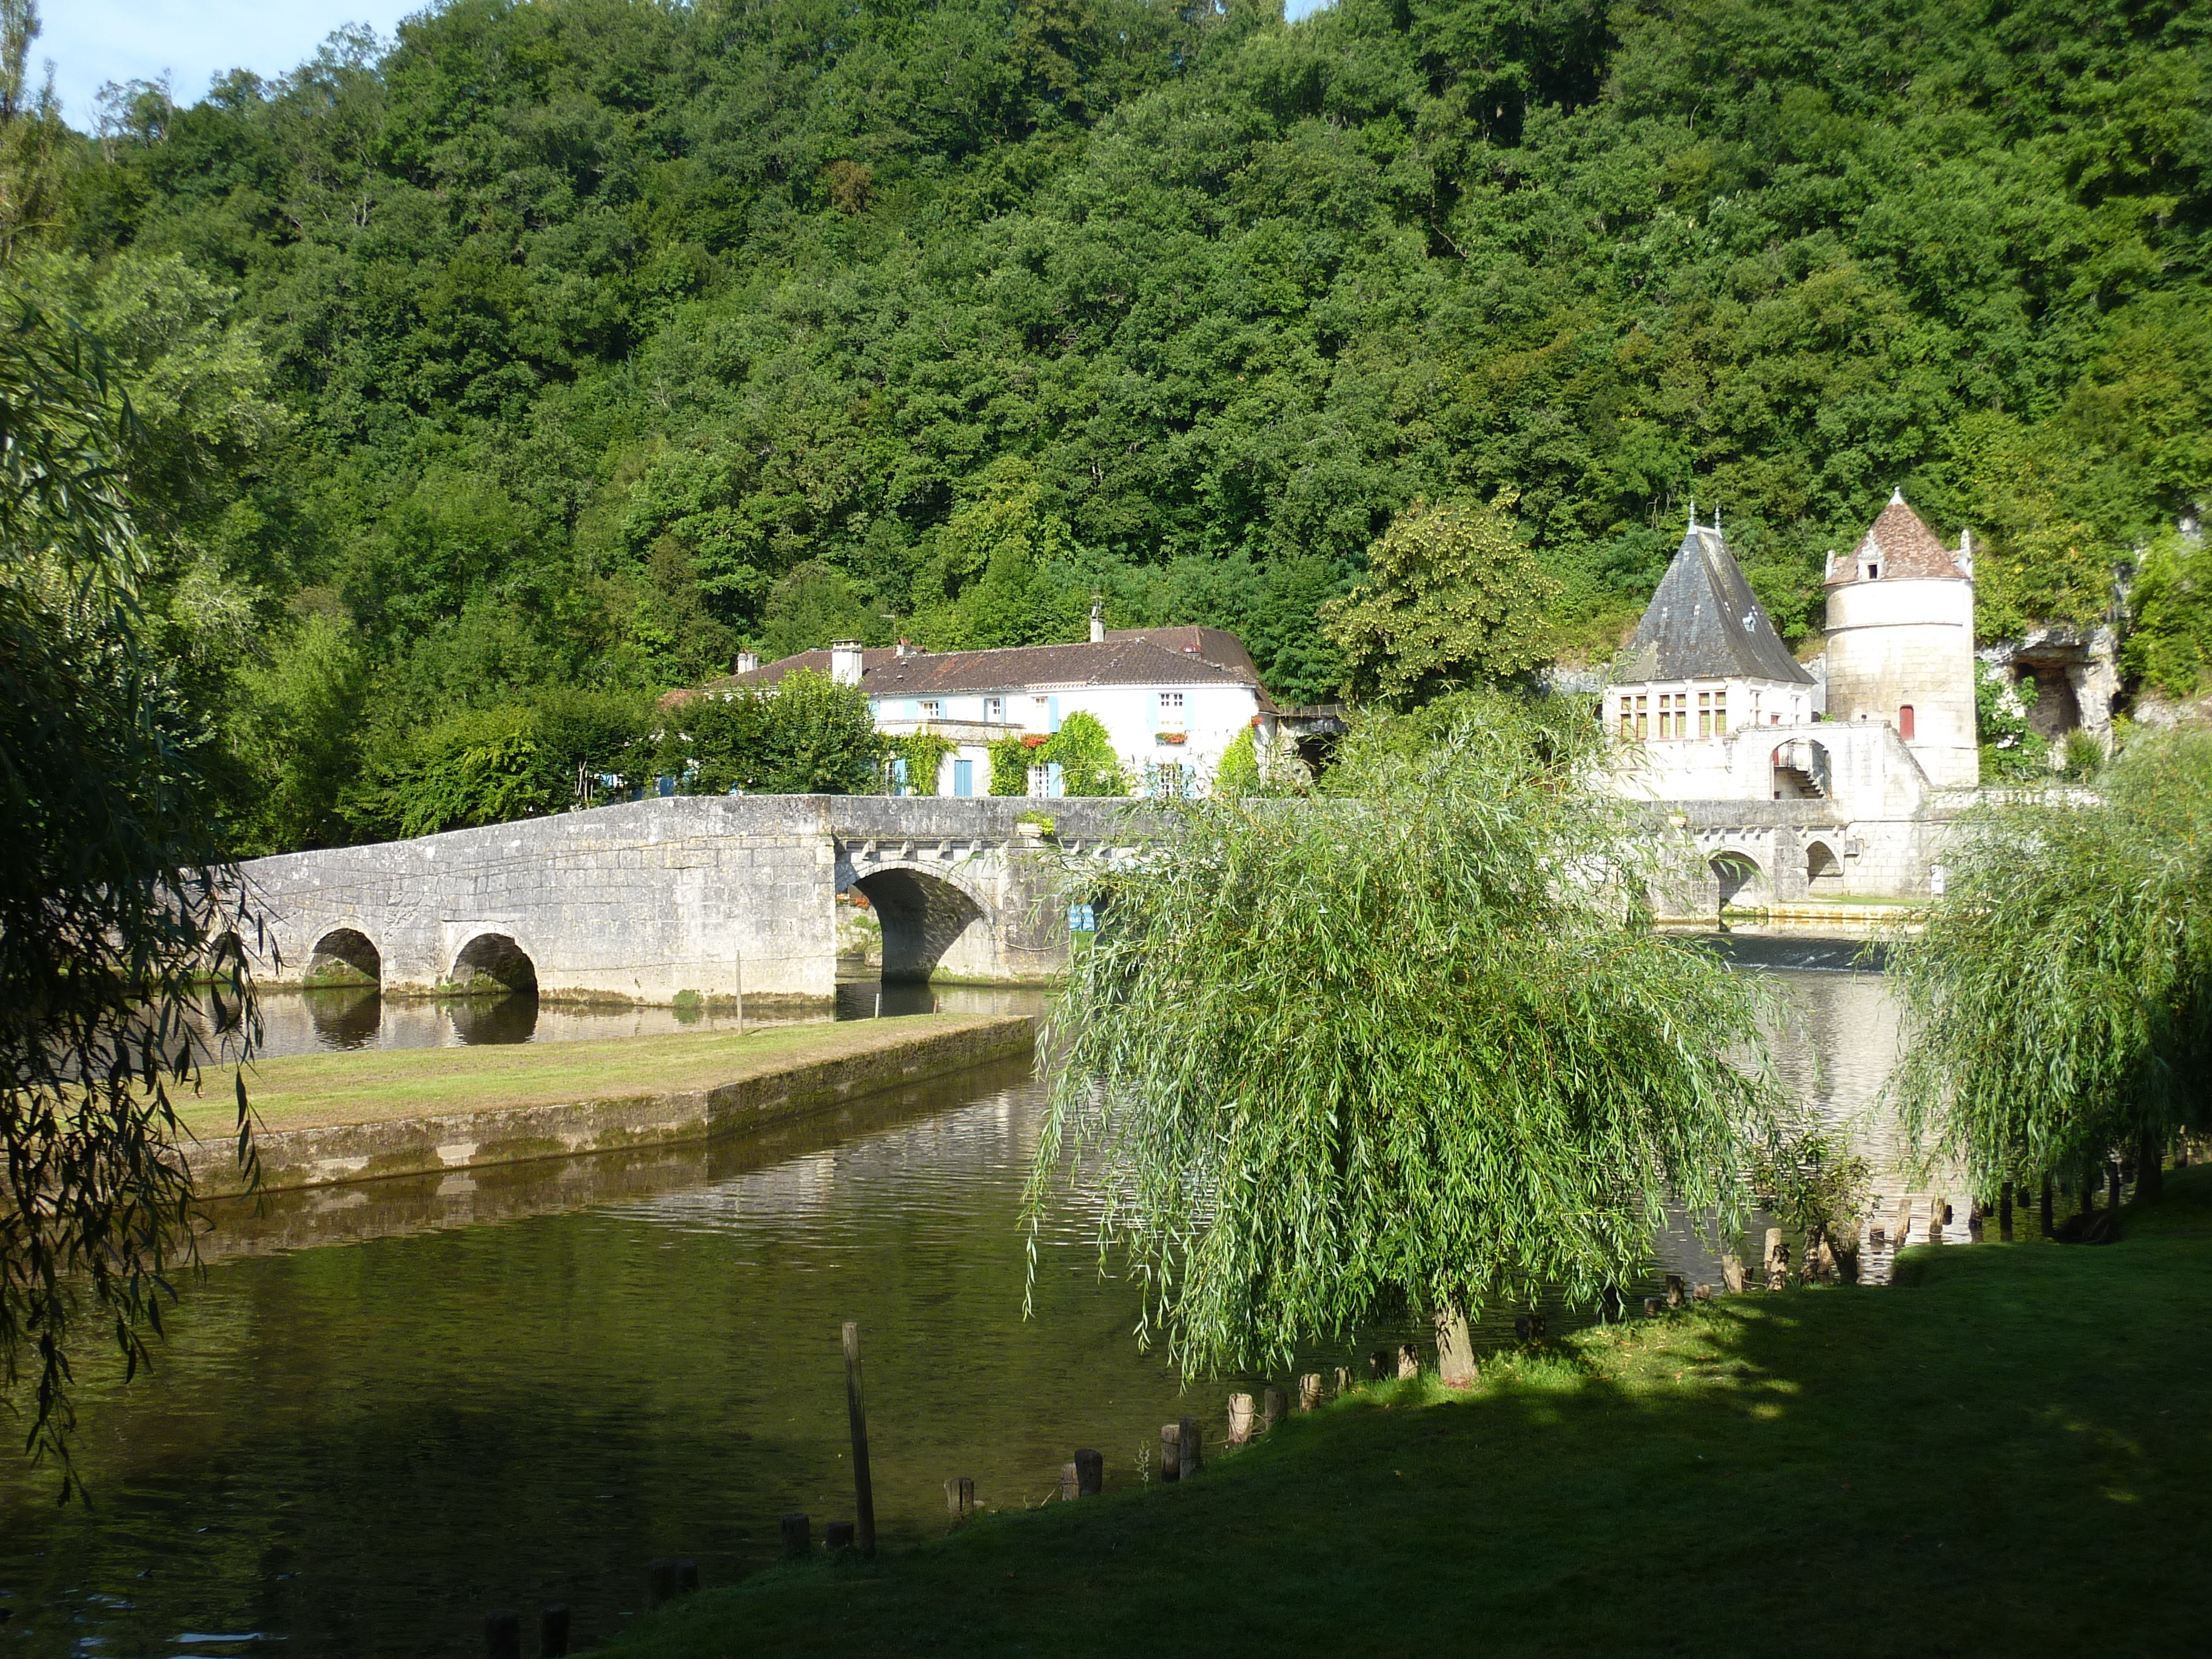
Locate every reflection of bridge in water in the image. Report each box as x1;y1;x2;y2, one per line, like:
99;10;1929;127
240;797;1159;1010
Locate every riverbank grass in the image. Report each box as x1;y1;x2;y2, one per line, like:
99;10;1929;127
622;1165;2212;1656
184;1014;1022;1136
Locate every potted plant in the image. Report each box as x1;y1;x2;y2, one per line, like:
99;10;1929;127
1016;810;1057;840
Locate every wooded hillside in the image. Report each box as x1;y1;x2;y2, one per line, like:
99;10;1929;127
18;0;2209;850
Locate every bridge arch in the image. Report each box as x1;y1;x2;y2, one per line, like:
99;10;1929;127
1805;839;1843;891
307;927;381;987
1709;849;1767;910
840;862;991;983
449;932;538;996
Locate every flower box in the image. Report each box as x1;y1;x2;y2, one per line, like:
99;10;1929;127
1155;731;1188;745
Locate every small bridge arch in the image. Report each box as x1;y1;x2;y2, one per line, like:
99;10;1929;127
1709;848;1768;910
1805;838;1844;891
839;860;994;983
449;931;540;996
307;927;381;987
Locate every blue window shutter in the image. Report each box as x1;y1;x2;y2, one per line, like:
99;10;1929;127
1048;696;1061;732
954;759;973;797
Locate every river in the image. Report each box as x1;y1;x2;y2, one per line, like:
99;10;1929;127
0;941;1902;1657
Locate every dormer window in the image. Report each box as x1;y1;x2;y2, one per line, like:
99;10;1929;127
1864;562;1880;580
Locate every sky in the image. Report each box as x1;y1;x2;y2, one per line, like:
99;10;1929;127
43;0;1331;132
44;1;415;128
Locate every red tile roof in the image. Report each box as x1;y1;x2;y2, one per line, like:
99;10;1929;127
1828;492;1969;585
698;636;1278;710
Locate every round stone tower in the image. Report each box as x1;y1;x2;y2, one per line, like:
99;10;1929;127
1823;491;1979;789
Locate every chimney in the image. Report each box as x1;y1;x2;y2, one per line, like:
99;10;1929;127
1089;594;1105;645
736;650;759;674
896;637;915;659
830;641;863;686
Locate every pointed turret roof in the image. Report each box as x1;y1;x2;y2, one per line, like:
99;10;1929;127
1613;515;1813;686
1826;490;1969;586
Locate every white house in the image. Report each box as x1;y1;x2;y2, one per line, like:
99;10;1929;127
717;611;1282;797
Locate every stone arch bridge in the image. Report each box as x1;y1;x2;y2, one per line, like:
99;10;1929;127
241;797;1158;1007
239;791;1956;1006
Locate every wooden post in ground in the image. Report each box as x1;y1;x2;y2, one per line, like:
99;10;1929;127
1159;1422;1181;1482
781;1512;810;1558
944;1477;974;1521
1226;1393;1255;1446
540;1606;571;1657
1178;1415;1201;1480
484;1610;520;1659
825;1521;856;1551
841;1321;877;1557
1334;1365;1352;1394
1059;1461;1079;1501
1262;1386;1286;1430
1298;1373;1324;1412
1721;1252;1746;1293
1395;1343;1419;1380
1763;1227;1789;1289
1074;1447;1103;1497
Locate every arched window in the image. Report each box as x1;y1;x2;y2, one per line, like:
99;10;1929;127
1899;705;1915;740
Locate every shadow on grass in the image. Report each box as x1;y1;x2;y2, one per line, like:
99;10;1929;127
617;1168;2212;1657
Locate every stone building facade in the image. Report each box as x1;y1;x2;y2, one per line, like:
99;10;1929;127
1822;492;1980;789
1609;495;1982;910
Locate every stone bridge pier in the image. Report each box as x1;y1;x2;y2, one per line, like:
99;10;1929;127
238;796;1158;1008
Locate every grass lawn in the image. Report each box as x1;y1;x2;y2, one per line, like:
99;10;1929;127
617;1166;2212;1657
176;1014;1024;1137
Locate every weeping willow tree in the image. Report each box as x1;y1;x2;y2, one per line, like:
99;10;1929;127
1889;733;2212;1205
1024;692;1780;1380
0;298;260;1495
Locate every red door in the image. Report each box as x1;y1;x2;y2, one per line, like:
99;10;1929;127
1899;705;1915;740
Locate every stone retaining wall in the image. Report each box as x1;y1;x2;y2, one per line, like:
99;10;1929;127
189;1014;1036;1197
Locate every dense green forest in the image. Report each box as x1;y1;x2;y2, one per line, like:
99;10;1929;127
6;0;2208;850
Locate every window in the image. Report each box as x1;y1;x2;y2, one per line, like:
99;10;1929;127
1899;705;1915;740
1619;697;1634;740
1634;694;1648;740
1158;691;1185;731
1715;692;1728;732
1698;691;1712;737
919;699;941;720
984;697;1004;723
1866;562;1881;580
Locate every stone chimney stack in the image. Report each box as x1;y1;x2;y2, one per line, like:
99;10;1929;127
830;641;864;686
736;649;759;674
896;637;915;659
1089;594;1105;644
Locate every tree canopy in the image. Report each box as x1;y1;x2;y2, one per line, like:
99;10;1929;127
3;0;2204;853
1889;732;2212;1198
0;295;256;1493
1027;693;1779;1375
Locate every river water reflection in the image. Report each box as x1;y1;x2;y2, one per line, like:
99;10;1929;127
0;944;1899;1657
